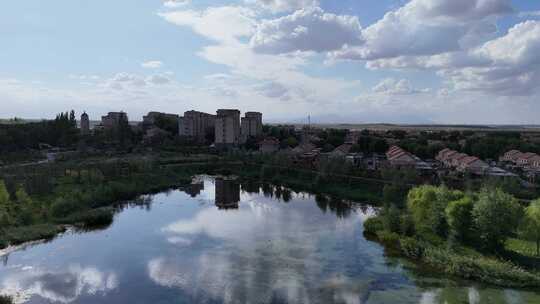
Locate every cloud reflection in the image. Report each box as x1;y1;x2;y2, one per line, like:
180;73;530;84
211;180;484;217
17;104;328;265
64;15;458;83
151;193;379;304
1;265;117;303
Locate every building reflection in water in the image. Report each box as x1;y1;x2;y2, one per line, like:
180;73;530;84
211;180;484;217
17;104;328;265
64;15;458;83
215;178;240;209
184;181;204;198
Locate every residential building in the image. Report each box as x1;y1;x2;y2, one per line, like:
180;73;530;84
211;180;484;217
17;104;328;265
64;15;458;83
215;109;241;147
517;152;538;166
457;156;489;174
143;112;179;131
386;146;417;167
240;112;263;143
80;112;90;135
179;110;216;142
331;144;353;158
437;148;490;175
530;155;540;170
259;138;280;154
101;112;128;130
387;146;433;171
500;150;522;162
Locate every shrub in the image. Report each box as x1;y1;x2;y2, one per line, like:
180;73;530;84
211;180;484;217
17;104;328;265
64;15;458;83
400;213;415;236
423;247;540;287
57;208;114;227
376;231;400;248
400;237;425;259
51;196;80;218
364;216;384;235
381;205;401;233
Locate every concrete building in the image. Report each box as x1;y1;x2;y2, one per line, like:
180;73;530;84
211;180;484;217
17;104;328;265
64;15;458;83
101;112;128;130
215;109;241;147
80;112;90;135
143;112;179;130
179;110;216;143
240;112;263;143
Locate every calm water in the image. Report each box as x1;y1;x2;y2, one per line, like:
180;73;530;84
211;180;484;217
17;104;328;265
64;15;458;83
1;177;539;304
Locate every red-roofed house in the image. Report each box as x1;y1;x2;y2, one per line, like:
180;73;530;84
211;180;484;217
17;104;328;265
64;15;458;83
331;144;353;158
458;156;489;174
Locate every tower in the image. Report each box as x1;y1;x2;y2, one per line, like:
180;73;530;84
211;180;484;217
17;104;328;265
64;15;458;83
81;112;90;135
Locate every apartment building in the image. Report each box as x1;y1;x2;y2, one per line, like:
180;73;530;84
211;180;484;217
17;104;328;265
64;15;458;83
240;112;263;143
179;110;216;142
215;109;241;147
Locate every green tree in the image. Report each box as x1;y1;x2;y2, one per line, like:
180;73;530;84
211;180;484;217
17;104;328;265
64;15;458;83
472;188;522;252
445;196;474;243
15;186;35;225
0;180;12;226
407;185;463;239
523;199;540;256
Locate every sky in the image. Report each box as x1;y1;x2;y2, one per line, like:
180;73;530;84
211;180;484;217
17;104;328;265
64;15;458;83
1;0;540;124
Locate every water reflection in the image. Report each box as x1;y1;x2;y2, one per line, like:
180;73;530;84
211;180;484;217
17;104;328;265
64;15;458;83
1;265;117;303
215;178;240;209
1;176;540;304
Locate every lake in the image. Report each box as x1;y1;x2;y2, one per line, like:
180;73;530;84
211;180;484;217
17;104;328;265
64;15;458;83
1;176;539;303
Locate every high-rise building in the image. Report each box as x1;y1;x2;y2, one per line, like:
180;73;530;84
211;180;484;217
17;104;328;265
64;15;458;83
80;112;90;135
178;110;216;143
101;112;128;130
215;109;241;147
240;112;263;143
143;112;179;131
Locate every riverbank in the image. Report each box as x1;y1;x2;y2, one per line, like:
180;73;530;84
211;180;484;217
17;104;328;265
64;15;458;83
365;216;540;288
0;162;208;250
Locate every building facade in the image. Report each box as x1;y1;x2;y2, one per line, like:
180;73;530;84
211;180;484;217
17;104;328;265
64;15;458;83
80;112;90;135
215;109;241;147
143;112;179;130
101;112;128;130
178;110;216;143
240;112;263;144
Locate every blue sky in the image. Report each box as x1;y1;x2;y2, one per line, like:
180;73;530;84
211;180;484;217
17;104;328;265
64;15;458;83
1;0;540;124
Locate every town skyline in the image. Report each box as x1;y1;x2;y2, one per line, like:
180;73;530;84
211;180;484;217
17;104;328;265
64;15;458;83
2;0;540;124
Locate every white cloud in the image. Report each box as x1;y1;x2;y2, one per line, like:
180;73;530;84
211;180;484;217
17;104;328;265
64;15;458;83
329;0;512;62
442;21;540;96
245;0;319;13
250;7;363;54
141;61;163;69
158;6;256;43
147;74;172;85
372;78;429;95
163;0;190;8
255;81;291;100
